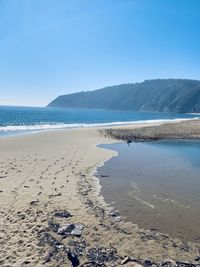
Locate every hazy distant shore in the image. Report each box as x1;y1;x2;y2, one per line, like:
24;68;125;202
0;121;200;266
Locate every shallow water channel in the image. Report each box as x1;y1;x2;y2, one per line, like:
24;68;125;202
97;140;200;242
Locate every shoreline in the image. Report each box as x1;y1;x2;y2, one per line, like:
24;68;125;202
0;121;200;266
0;117;199;140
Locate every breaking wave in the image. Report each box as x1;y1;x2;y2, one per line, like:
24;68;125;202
0;117;199;133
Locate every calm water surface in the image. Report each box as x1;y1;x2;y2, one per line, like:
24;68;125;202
97;140;200;242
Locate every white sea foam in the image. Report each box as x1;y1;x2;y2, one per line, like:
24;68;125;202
0;123;82;132
0;117;199;133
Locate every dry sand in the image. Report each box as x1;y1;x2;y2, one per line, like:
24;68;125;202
0;121;200;266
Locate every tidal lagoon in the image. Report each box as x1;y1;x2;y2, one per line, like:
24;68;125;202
98;140;200;242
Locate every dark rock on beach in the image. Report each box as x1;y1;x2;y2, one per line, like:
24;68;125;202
48;221;84;237
48;221;60;232
54;210;72;219
68;252;80;267
57;223;84;237
68;239;87;256
85;246;118;266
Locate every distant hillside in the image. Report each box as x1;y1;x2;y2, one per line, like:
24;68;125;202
47;79;200;113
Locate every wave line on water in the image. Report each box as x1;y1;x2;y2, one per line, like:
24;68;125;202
128;191;155;209
134;196;155;209
0;117;199;132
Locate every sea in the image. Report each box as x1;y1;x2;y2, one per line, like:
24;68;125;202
0;105;198;138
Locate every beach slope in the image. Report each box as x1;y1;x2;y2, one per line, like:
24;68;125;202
0;123;200;266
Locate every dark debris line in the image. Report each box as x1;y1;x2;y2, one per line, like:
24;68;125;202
99;125;200;143
38;208;200;267
37;209;119;266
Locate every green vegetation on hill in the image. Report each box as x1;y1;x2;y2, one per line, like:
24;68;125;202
47;79;200;113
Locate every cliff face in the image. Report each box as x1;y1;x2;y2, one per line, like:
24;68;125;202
47;79;200;113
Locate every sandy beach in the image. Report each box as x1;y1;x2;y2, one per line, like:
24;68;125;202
0;121;200;267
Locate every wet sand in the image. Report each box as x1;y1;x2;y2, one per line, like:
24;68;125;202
0;121;200;266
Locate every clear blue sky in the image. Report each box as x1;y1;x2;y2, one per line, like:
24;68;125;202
0;0;200;106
